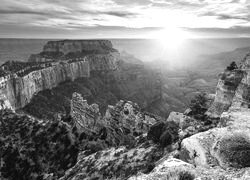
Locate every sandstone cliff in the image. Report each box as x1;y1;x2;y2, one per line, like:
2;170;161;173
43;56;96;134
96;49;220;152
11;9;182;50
207;53;250;117
0;60;90;110
0;40;121;111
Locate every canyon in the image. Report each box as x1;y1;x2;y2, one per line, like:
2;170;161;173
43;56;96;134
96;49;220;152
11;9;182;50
2;39;250;180
0;40;161;118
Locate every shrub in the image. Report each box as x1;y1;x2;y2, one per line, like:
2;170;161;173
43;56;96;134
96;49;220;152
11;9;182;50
179;171;195;180
189;93;208;120
159;131;172;147
226;61;238;71
215;134;250;168
148;121;179;146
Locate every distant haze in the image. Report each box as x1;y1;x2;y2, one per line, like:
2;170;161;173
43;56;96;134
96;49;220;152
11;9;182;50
1;38;250;67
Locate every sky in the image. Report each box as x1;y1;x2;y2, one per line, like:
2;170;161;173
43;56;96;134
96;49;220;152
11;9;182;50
0;0;250;39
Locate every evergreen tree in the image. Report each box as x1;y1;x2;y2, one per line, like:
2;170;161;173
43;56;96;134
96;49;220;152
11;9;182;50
226;61;238;71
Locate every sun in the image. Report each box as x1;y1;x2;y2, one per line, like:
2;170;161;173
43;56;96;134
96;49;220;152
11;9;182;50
150;27;190;50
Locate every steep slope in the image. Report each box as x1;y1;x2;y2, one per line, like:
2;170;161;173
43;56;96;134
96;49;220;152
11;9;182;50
17;40;162;119
0;91;163;180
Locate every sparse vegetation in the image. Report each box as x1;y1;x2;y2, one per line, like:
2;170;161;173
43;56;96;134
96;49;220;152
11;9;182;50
148;121;179;148
0;110;79;180
179;171;195;180
226;61;238;71
189;92;208;121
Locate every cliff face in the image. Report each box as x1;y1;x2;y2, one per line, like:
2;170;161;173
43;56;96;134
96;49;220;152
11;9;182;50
206;70;244;117
0;61;90;110
0;40;122;111
207;53;250;117
178;52;250;177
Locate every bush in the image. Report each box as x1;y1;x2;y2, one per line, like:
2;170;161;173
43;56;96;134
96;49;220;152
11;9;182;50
189;93;208;120
148;121;179;147
226;61;238;71
179;171;195;180
0;111;79;180
159;131;172;147
215;134;250;168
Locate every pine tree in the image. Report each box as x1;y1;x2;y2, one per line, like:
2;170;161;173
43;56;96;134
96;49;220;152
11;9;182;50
226;61;238;71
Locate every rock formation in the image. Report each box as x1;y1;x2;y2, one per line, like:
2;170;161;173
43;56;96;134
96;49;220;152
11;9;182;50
70;92;103;133
28;40;118;62
125;51;250;180
18;40;162;120
70;92;158;135
207;53;250;117
60;144;163;180
0;40;121;111
177;52;250;177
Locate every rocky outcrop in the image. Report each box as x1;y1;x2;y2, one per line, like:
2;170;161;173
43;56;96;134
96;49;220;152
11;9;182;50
0;40;122;111
70;92;158;135
60;143;163;180
129;158;195;180
0;60;90;110
70;92;102;133
180;52;250;171
206;69;244;117
207;53;250;117
104;100;157;134
29;40;118;62
129;157;250;180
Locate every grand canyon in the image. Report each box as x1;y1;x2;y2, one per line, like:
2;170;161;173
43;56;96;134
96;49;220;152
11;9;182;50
1;0;250;180
1;38;250;180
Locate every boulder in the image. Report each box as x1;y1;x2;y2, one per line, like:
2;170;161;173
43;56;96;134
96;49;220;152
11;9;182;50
128;158;195;180
60;143;163;180
180;124;250;169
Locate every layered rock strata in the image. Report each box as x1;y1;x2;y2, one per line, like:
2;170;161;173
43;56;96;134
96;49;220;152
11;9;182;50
29;40;118;62
207;53;250;117
70;92;158;135
0;40;121;111
179;52;250;175
0;60;90;110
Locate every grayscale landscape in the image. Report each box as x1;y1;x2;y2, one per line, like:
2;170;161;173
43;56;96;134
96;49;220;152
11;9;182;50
1;0;250;180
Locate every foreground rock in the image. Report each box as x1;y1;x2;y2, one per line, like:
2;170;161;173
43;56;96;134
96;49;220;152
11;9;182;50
129;157;250;180
60;143;163;180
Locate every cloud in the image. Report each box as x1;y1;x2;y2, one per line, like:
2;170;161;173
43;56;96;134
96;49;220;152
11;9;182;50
200;12;248;20
0;9;47;15
0;0;249;38
104;11;138;18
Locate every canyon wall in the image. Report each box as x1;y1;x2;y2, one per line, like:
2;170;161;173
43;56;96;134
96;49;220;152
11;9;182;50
0;61;90;110
0;40;162;117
